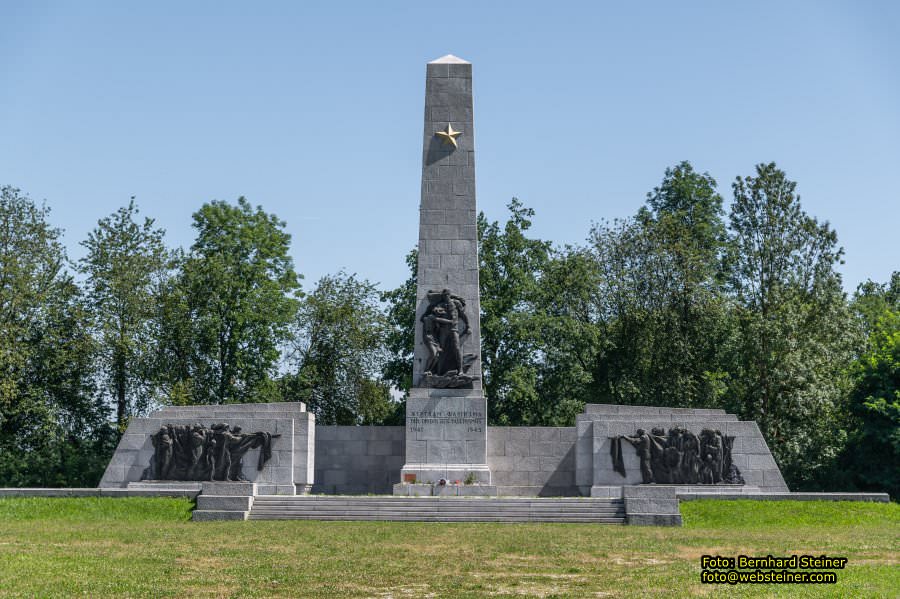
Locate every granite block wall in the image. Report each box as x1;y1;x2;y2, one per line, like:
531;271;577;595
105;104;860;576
99;402;313;495
575;404;789;493
313;426;406;494
312;425;579;496
486;427;579;496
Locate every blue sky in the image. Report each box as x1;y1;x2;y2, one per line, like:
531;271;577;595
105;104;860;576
1;1;898;293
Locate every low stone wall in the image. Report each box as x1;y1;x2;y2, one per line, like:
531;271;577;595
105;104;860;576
312;426;579;496
486;427;578;496
313;426;405;494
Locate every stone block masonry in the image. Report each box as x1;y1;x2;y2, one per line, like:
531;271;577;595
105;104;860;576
575;403;789;495
486;427;578;496
314;426;405;494
98;402;314;495
311;425;580;496
412;55;482;388
400;54;492;489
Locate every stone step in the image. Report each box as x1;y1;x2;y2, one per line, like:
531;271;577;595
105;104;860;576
253;496;619;503
250;502;623;514
251;506;624;513
192;510;249;521
247;514;624;523
252;502;620;508
250;503;625;514
248;496;625;523
252;501;620;509
196;495;254;511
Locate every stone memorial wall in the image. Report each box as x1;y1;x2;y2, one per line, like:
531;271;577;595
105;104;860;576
99;402;314;495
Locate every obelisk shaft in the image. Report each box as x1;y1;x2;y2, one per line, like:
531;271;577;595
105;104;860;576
399;55;491;487
412;56;482;390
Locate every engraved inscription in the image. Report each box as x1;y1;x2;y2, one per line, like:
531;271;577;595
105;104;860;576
407;410;485;433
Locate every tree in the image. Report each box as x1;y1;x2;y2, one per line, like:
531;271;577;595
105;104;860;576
283;272;392;425
836;274;900;496
529;247;603;425
158;198;300;405
478;199;553;425
0;186;113;486
726;163;859;488
79;200;170;430
381;250;417;401
588;162;733;408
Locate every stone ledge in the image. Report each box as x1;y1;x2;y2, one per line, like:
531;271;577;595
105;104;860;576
677;492;891;502
590;485;624;498
627;513;683;526
191;510;248;521
201;482;256;496
0;487;203;498
196;495;253;511
392;483;498;497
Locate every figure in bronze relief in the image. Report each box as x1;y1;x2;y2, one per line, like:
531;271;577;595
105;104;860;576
419;288;478;388
621;429;654;484
142;422;279;482
611;426;743;485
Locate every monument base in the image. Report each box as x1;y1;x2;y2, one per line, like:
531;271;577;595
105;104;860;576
399;463;492;486
393;481;498;496
401;389;492;488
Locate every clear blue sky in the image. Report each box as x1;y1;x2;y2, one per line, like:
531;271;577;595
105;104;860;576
2;1;898;293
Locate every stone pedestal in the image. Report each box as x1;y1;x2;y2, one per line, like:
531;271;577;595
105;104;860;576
400;389;491;485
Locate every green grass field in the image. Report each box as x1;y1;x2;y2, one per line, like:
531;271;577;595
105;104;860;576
0;497;896;598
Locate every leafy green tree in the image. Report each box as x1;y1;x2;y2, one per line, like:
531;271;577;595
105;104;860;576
283;272;392;425
836;274;900;497
588;162;733;408
478;199;553;425
853;272;900;334
381;250;417;400
79;200;170;430
726;163;859;488
529;247;603;424
0;186;114;486
158;198;300;404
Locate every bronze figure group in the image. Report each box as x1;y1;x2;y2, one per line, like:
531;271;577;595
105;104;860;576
142;423;279;482
611;427;744;485
420;288;478;388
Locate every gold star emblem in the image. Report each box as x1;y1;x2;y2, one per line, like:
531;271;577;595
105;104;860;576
435;123;462;148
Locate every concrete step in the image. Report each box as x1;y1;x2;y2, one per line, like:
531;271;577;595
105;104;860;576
250;504;622;514
192;510;248;521
248;514;624;523
250;506;624;512
250;505;624;516
252;505;622;513
256;495;620;505
248;496;625;523
252;499;620;505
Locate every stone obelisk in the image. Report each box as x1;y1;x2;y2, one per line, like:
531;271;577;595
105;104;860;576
399;55;491;487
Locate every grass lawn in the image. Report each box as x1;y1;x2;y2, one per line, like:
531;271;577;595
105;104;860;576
0;497;897;598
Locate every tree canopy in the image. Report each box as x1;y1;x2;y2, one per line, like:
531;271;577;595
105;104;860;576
0;162;895;494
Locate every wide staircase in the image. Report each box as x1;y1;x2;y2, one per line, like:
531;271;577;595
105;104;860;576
248;496;625;523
